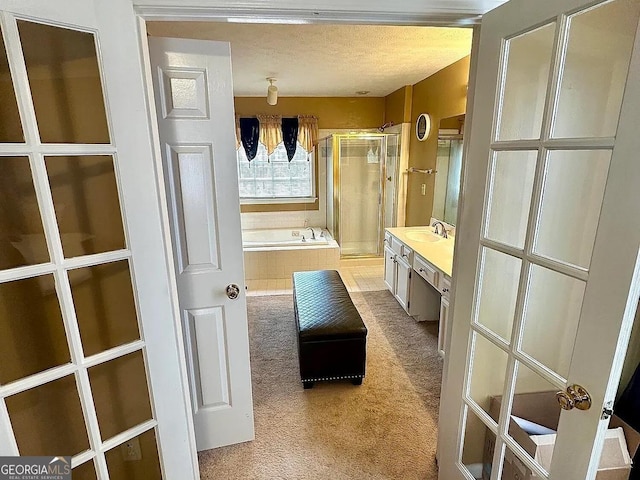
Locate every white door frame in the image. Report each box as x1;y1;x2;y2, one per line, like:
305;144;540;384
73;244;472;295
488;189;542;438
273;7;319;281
129;3;483;479
131;0;500;26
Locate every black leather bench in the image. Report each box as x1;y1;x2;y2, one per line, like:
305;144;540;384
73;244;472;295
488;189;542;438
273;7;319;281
292;270;367;389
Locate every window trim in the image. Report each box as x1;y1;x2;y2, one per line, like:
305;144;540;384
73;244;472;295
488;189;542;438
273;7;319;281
240;196;317;205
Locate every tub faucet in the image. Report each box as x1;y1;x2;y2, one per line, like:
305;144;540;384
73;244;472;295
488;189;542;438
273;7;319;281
432;221;448;238
307;227;316;240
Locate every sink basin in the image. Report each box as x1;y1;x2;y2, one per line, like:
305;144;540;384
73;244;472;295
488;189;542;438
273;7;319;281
405;231;442;243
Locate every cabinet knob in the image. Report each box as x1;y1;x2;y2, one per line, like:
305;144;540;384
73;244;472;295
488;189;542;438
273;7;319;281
443;288;449;293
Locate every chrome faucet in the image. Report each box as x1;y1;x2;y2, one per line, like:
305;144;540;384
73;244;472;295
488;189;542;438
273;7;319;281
307;227;316;240
432;221;448;239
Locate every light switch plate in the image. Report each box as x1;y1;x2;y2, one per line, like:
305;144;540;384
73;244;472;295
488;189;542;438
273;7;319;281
121;437;142;462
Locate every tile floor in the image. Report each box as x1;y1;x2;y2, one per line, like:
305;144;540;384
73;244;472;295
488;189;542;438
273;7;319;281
245;257;386;296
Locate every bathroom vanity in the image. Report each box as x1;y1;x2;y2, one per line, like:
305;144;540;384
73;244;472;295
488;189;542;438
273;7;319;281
383;226;454;357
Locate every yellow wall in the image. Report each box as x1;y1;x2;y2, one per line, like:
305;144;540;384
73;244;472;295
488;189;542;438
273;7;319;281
235;56;471;221
405;56;471;226
235;96;385;213
383;85;413;125
234;96;385;129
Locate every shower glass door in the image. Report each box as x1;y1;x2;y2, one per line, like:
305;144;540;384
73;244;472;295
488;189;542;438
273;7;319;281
384;134;399;229
338;136;384;257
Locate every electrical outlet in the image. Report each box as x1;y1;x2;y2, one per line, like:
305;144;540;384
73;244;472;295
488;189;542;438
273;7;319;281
121;438;142;462
421;184;426;196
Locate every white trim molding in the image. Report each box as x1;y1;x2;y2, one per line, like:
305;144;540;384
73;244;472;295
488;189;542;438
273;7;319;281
133;0;507;25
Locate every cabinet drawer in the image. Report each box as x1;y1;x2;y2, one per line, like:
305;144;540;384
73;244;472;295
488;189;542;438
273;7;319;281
401;245;413;264
384;231;392;248
413;255;437;287
390;236;403;256
438;275;451;298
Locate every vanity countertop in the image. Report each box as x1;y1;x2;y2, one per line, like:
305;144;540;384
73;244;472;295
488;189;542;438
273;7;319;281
386;226;455;277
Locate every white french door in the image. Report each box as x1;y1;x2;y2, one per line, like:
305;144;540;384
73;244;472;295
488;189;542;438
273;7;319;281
0;1;197;478
440;0;640;479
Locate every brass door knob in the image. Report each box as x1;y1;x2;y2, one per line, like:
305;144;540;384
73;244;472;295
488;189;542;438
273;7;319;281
556;384;592;411
556;391;575;410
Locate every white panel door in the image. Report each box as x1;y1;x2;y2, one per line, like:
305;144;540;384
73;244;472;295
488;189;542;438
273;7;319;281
439;0;640;479
148;37;254;451
0;1;197;478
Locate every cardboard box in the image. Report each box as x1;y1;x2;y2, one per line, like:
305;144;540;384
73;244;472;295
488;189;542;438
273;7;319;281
481;391;640;480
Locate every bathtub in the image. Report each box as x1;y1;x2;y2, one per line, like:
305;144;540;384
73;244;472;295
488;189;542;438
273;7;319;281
242;227;340;280
243;227;332;249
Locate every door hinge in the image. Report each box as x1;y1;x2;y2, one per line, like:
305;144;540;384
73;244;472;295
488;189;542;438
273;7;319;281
407;301;410;309
602;401;614;420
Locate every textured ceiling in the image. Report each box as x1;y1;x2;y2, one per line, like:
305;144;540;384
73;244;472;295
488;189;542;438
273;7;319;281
146;22;473;97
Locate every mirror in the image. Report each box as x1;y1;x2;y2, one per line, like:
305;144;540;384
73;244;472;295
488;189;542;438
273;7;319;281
432;114;464;226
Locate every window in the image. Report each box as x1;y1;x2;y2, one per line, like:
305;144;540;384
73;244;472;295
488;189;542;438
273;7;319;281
237;142;314;201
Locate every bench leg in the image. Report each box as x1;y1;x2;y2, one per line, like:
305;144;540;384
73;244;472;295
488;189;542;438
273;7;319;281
352;378;363;386
303;381;314;389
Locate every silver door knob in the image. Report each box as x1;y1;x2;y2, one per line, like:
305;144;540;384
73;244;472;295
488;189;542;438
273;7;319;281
226;284;240;300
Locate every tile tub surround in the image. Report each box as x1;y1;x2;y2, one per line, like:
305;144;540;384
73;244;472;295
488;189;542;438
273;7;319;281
245;258;385;296
244;246;340;280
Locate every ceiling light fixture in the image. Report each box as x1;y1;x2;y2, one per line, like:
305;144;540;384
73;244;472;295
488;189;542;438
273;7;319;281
356;90;370;95
266;78;278;105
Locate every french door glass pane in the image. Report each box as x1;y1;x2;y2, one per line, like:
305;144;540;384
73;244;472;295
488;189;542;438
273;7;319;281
0;156;49;269
461;406;494;479
534;150;610;269
105;429;162;480
72;460;98;480
520;265;586;379
89;351;152;441
501;448;530;480
553;0;640;138
0;275;69;384
468;333;509;415
476;248;521;342
6;375;90;456
45;155;125;258
0;31;24;143
497;22;556;141
69;260;140;357
17;21;110;144
485;151;537;248
508;362;562;474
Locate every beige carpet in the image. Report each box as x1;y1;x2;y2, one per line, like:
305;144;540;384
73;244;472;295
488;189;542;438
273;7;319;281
198;290;443;480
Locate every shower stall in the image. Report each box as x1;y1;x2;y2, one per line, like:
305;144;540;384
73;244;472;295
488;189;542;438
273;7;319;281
319;133;400;258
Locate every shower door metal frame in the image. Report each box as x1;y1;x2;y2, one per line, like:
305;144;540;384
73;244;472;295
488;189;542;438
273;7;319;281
331;133;388;258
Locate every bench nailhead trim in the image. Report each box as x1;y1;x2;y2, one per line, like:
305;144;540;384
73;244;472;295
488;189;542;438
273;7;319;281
302;375;364;382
